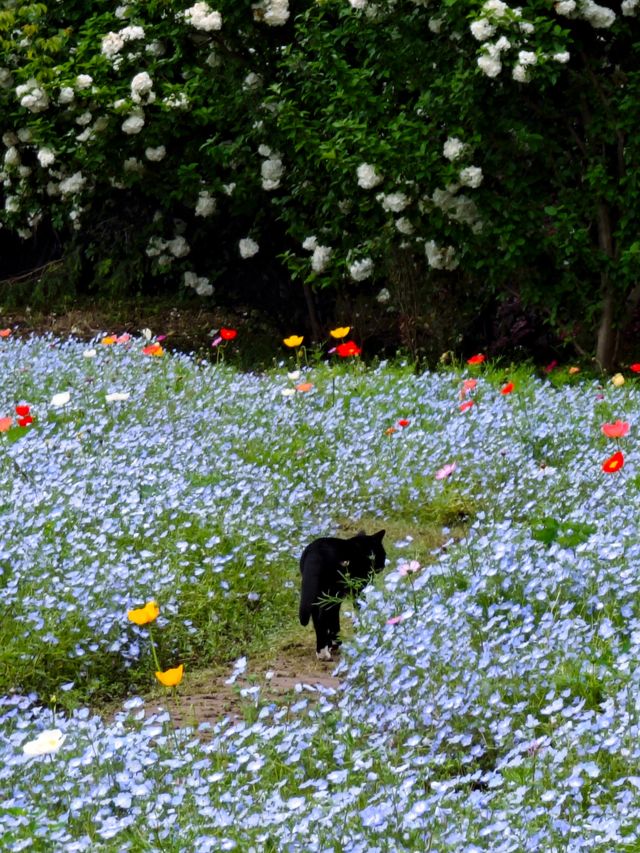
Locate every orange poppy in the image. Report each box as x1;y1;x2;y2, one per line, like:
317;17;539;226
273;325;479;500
142;343;164;357
0;329;11;338
601;421;630;439
459;400;474;412
467;354;485;365
0;417;13;432
127;601;160;625
155;664;184;687
501;382;515;395
296;382;313;393
602;451;624;473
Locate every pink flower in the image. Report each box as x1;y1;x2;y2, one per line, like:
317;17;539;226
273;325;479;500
386;609;415;625
601;420;630;438
435;462;456;480
398;560;421;576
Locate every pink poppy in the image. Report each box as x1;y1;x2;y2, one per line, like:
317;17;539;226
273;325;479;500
601;421;630;439
435;462;456;480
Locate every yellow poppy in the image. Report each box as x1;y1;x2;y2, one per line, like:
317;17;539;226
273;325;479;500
283;335;304;348
155;664;184;687
101;335;117;345
611;373;625;387
127;601;159;625
329;326;350;339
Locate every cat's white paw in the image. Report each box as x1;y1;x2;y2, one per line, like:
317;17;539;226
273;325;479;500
316;647;332;661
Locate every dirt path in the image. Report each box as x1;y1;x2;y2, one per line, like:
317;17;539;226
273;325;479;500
139;637;341;730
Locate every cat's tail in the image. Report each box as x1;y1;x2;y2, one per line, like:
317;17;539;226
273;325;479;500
299;551;321;626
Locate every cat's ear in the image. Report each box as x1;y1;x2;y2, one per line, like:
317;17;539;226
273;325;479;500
374;529;386;540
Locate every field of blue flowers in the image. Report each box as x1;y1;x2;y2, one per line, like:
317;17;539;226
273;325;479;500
1;333;639;851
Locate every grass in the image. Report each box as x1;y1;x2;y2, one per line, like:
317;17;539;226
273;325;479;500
1;338;640;850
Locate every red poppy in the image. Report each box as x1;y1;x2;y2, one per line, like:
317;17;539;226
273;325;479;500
15;405;30;417
460;379;477;398
336;341;362;357
397;419;410;428
459;400;474;412
544;360;558;374
630;364;640;373
602;451;624;473
17;415;33;427
220;328;237;341
0;329;11;338
467;354;485;365
501;382;515;395
601;421;630;439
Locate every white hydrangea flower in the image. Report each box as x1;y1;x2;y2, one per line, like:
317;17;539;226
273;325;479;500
184;271;213;296
395;217;414;235
512;64;529;82
428;17;442;32
239;237;260;258
131;71;154;103
164;92;189;110
443;136;465;161
357;163;383;189
122;111;145;135
76;111;92;126
37;148;55;167
4;147;20;167
553;51;571;62
102;32;125;57
622;0;639;14
0;68;13;89
302;235;317;251
243;72;262;91
349;0;368;8
518;50;537;66
2;131;18;147
59;172;86;196
167;236;190;257
120;24;145;41
17;128;31;142
425;240;458;270
5;196;19;213
123;157;144;173
477;54;502;77
195;191;216;217
261;157;284;190
376;287;391;304
145;145;166;162
253;0;290;26
75;74;93;90
348;258;374;281
483;0;509;16
311;245;332;273
555;0;576;11
581;0;615;27
470;18;496;40
459;166;483;188
378;192;409;213
16;79;49;113
184;2;222;31
146;236;167;257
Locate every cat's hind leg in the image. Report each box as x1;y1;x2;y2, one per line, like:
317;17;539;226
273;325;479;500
326;602;342;653
312;606;333;661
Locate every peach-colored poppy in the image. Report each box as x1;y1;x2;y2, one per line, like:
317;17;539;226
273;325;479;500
0;417;13;432
601;421;630;438
296;382;313;392
0;329;11;338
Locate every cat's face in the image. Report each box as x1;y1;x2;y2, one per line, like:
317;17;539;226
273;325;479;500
369;529;386;573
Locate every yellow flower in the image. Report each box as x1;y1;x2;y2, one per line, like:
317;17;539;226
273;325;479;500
155;664;184;687
283;335;304;348
568;366;580;375
101;335;117;346
329;326;350;339
127;601;159;625
612;373;625;387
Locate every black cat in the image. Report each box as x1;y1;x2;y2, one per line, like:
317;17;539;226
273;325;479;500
299;530;386;660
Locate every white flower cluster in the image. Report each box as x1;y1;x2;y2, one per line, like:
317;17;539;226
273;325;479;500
15;79;49;113
184;2;222;31
239;237;260;258
459;165;483;188
122;110;145;135
146;234;190;262
377;191;409;213
348;257;374;281
425;239;459;270
101;25;145;60
443;136;465;161
131;71;154;104
59;172;86;196
432;186;482;232
145;145;166;162
301;236;332;273
554;0;616;26
261;153;284;190
253;0;290;26
184;271;213;296
195;190;216;217
622;0;640;15
37;148;55;168
357;162;383;189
